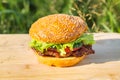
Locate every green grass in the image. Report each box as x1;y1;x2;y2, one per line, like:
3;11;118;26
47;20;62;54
0;0;120;33
73;0;120;32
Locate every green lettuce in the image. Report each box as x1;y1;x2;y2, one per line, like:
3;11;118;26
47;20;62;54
30;33;95;56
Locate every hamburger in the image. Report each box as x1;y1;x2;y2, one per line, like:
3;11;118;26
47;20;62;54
29;14;95;67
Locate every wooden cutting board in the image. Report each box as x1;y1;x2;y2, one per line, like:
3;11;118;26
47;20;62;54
0;33;120;80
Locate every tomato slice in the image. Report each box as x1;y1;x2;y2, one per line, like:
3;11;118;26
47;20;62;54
65;47;71;53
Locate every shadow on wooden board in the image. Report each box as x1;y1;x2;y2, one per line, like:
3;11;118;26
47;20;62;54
77;38;120;66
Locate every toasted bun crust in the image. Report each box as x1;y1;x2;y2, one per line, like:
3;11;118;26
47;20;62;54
35;53;85;67
29;14;88;43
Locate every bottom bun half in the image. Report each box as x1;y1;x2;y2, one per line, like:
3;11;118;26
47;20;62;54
35;52;86;67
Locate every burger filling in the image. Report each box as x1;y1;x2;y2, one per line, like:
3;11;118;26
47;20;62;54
30;33;95;57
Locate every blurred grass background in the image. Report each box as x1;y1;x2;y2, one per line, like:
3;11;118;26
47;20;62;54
0;0;120;33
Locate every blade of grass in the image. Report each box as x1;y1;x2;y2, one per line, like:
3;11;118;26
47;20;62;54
101;23;113;32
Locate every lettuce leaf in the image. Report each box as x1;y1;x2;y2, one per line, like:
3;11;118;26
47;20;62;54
75;33;95;45
30;33;95;56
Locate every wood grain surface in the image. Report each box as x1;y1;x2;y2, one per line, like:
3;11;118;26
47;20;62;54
0;33;120;80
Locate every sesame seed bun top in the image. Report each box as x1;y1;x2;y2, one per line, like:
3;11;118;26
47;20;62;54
29;14;88;43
